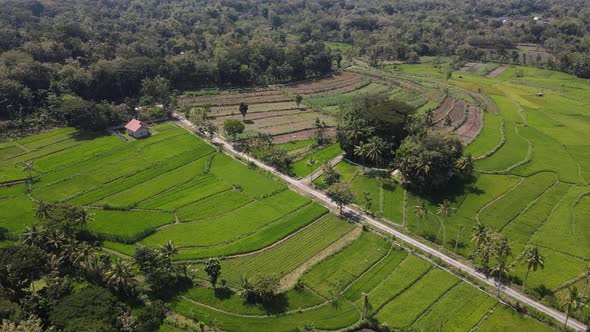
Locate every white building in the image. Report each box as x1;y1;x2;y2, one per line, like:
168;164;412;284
124;119;150;138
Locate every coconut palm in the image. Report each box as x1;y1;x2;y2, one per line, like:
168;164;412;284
106;259;136;295
425;109;434;127
34;201;53;220
454;225;464;254
522;246;545;291
414;199;428;234
562;286;585;331
471;223;489;251
21;161;34;181
160;240;178;258
361;293;371;320
365;136;387;169
354;143;369;172
436;199;453;245
491;257;510;295
22;224;46;247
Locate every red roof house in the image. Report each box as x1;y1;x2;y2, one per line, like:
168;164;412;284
124;119;150;138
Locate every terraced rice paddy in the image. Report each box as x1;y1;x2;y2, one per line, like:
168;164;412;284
0;119;556;330
336;63;590;325
1;63;577;330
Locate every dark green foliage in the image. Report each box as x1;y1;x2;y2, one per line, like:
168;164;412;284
223;119;245;140
337;94;414;165
0;244;47;301
136;300;167;332
395;133;464;194
326;181;356;213
204;258;222;287
49;285;121;332
322;162;341;187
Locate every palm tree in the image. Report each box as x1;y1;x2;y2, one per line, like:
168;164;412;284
354;144;368;173
471;223;489;252
34;201;53;220
522;246;545;291
242;140;252;162
307;157;317;179
414;199;428;234
491;257;510;296
365;136;387;169
21;161;34;182
454;225;464;254
160;240;178;258
562;286;585;331
436;199;453;245
425;109;434;127
105;259;136;295
22;224;46;247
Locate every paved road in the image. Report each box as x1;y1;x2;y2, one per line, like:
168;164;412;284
172;113;586;331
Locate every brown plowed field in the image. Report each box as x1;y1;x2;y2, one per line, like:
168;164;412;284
273;128;336;143
454;106;483;144
434;100;466;130
208;102;300;117
486;66;508;78
284;72;364;95
179;89;290;107
432;97;455;123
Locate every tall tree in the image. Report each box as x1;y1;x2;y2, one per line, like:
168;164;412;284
436;199;453;245
326;182;356;214
562;287;585;331
522;246;545;291
239;102;249;122
204;258;222;288
105;259;136;295
307;157;317;178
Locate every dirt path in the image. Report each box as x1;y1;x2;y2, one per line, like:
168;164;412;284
278;226;362;291
172;112;587;331
305;153;344;184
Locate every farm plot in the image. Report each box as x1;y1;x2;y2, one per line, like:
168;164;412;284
284;71;366;96
465;112;503;157
373;268;459;328
301;232;391;297
432;96;456;123
478;172;556;231
207;101;300;117
87;209;174;243
179;88;289;107
174;203;328;260
203;214;357;286
291;143;343;178
141;190;310;248
454;106;483;143
216;111;336;137
434;99;466;130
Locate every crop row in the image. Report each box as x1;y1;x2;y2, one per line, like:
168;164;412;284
87;209;174;243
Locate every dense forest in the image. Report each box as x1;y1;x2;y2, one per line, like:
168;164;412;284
0;0;589;134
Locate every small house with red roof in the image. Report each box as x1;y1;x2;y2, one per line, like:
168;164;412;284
124;119;150;138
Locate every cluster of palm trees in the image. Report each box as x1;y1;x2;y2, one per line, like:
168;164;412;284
413;199;454;245
471;223;512;282
353;136;389;171
22;224;137;296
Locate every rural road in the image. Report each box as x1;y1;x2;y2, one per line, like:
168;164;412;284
172;113;587;331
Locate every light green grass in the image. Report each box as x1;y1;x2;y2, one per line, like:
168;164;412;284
176;190;253;221
302;232;390;297
174;203;328;260
171;297;360;332
465;112;503;158
413;282;497;331
477;305;555;332
208;215;356;285
291;143;343;178
0;195;36;237
141;190;310;248
210;154;284;197
373;268;459;328
87;209;174;243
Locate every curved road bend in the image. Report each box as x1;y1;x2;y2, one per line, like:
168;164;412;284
172;113;587;332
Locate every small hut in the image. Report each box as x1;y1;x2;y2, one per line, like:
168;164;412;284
124;119;150;138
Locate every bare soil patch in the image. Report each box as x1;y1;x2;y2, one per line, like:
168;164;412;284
487;66;508;78
454;106;483;144
432;97;455;123
272;128;336;143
